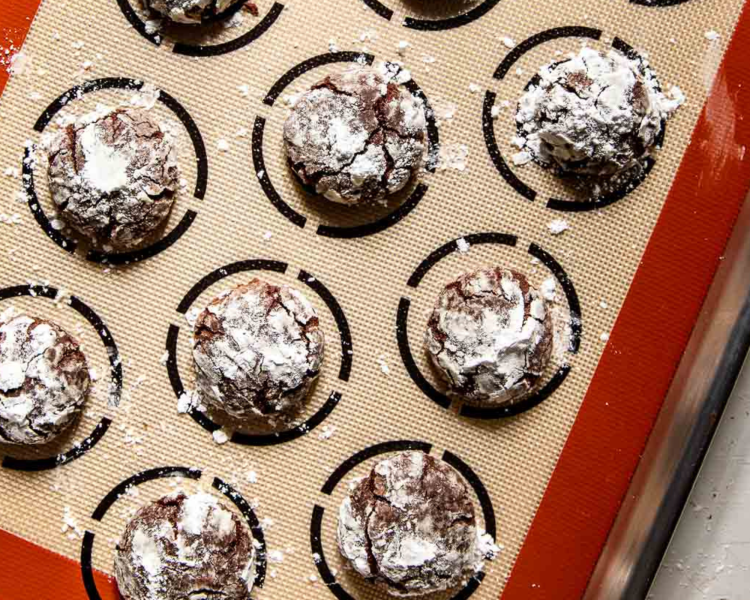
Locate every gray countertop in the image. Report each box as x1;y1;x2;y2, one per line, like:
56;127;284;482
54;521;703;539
650;357;750;598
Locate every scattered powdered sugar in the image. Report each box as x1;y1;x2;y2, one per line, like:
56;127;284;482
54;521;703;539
437;143;469;172
212;429;229;444
376;355;390;376
318;424;336;440
548;219;570;235
540;277;557;301
456;237;471;253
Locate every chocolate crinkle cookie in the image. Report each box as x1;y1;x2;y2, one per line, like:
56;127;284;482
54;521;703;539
513;47;685;178
114;492;256;600
283;63;427;206
425;268;552;405
0;310;90;445
338;451;497;597
192;279;325;420
143;0;236;23
45;107;180;250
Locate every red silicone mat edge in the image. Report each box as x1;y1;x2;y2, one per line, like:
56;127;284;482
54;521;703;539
502;1;750;597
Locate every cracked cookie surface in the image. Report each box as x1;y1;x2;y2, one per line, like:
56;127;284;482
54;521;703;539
337;451;488;597
45;107;180;250
192;279;325;421
514;47;684;178
143;0;236;24
283;64;426;206
0;311;90;445
424;268;552;405
114;491;256;600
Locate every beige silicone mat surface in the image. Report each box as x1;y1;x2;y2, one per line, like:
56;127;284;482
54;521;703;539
0;0;744;598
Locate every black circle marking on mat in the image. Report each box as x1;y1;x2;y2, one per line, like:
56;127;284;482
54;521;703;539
252;117;308;229
316;183;429;238
177;260;288;314
256;57;436;237
2;418;112;472
397;236;580;418
482;91;536;201
404;0;502;31
213;477;267;588
493;26;602;80
321;440;433;495
23;144;77;254
263;52;375;106
27;78;208;262
172;2;284;57
363;0;394;20
630;0;691;6
312;444;494;600
359;0;500;30
92;466;203;521
397;297;452;409
115;0;283;56
441;450;496;538
0;284;123;470
80;531;102;600
528;243;582;352
167;261;349;445
487;33;664;211
407;232;518;288
298;270;353;381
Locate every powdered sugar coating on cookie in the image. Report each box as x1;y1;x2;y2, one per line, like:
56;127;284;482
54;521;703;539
284;63;426;206
45;107;180;250
192;279;325;420
114;492;256;600
424;268;552;405
0;310;90;445
514;47;684;177
144;0;236;23
338;451;492;596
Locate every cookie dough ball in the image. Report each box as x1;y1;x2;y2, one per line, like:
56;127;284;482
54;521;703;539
0;312;90;445
425;268;552;405
514;47;684;177
338;452;487;596
46;108;180;250
192;279;325;419
284;64;427;206
114;492;256;600
144;0;236;23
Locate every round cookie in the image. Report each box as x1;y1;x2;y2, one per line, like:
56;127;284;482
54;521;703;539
337;451;488;596
0;311;90;445
143;0;237;24
514;47;684;178
283;64;426;206
46;107;180;250
114;491;256;600
192;279;325;420
424;268;552;405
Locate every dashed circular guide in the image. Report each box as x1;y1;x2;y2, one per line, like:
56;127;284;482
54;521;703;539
24;77;208;265
166;259;352;446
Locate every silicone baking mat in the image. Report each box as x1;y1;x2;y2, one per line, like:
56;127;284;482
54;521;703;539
0;0;749;599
